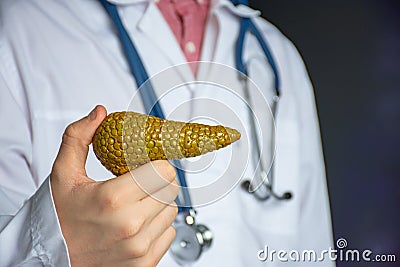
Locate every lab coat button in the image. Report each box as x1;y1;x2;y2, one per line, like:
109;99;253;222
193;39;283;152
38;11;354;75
185;41;196;54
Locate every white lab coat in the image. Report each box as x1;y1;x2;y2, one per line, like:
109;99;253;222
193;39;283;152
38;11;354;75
0;0;334;266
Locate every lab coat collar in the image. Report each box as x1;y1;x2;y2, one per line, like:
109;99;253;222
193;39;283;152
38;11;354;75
213;0;261;18
104;0;261;82
106;0;261;18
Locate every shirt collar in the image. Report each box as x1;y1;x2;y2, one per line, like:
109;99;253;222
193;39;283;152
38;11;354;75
105;0;261;18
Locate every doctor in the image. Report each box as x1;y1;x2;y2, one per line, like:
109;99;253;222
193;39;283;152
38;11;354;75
0;0;334;266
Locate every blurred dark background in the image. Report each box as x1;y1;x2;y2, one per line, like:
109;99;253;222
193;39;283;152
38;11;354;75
251;0;400;266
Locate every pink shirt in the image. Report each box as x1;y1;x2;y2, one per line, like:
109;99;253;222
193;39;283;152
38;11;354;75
156;0;210;75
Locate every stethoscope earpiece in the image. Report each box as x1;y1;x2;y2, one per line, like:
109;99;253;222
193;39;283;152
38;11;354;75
241;179;293;201
241;180;251;191
281;191;293;200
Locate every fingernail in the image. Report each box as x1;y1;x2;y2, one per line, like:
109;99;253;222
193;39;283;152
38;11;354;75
88;107;97;121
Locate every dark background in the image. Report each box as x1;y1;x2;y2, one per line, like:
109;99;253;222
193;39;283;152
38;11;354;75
251;0;400;266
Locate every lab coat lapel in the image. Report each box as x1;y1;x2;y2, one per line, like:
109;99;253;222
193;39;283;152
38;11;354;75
197;0;262;77
108;1;195;119
136;2;195;82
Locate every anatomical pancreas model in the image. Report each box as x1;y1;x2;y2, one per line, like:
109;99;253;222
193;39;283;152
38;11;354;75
93;112;241;175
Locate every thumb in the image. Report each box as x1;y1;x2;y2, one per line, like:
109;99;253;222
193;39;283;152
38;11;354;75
53;105;107;182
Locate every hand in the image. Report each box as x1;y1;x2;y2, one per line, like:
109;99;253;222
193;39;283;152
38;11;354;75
50;105;179;267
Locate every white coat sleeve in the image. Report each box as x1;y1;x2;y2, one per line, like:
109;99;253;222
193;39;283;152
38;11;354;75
256;17;335;257
0;70;70;266
285;41;335;256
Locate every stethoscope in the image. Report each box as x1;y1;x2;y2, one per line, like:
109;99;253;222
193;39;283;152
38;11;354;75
99;0;291;264
233;1;293;202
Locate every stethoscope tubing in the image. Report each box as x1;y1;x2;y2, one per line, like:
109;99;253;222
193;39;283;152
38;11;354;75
98;0;192;212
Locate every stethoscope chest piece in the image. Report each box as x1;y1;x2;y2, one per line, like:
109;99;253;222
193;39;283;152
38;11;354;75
170;210;213;264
